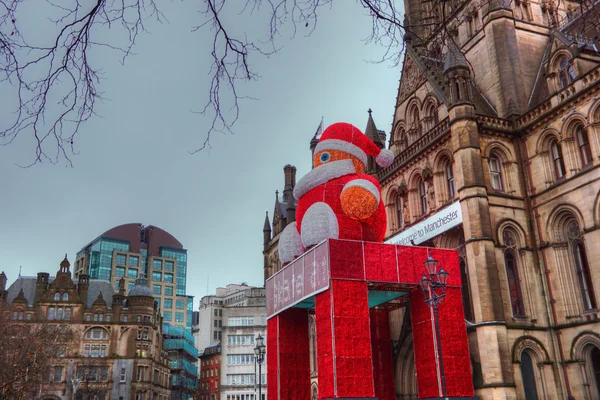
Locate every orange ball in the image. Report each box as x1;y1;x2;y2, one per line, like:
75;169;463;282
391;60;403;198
340;186;378;220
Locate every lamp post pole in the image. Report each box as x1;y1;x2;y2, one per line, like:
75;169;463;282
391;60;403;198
419;254;449;399
254;334;266;400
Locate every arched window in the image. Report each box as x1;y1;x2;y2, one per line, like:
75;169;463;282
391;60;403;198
575;125;593;167
410;106;420;130
54;292;60;301
423;102;438;131
446;163;455;198
62;293;69;301
47;307;55;320
566;219;596;310
589;346;600;397
557;56;575;89
397;128;407;150
419;179;427;214
65;308;71;321
396;194;403;229
550;140;566;179
489;155;504;191
503;229;525;317
94;313;99;322
520;351;539;400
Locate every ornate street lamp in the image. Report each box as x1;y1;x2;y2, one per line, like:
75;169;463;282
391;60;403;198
419;254;449;398
254;334;266;400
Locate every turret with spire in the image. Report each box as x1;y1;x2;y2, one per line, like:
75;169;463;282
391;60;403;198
364;109;387;174
263;212;271;249
444;42;473;108
310;118;324;168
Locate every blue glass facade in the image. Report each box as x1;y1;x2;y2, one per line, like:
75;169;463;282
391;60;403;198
84;238;129;281
161;247;187;296
186;296;193;332
163;323;198;399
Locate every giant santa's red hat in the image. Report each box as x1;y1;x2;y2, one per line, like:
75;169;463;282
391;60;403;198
314;123;395;168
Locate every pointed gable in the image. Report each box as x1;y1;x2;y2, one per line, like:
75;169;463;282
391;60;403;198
397;52;428;106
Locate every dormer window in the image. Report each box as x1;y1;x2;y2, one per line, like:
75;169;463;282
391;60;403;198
557;56;576;89
62;293;69;301
54;292;61;301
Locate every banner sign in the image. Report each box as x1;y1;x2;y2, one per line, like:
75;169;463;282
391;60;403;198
385;201;463;246
266;241;330;318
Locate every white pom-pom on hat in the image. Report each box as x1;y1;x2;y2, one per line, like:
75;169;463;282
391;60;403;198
376;149;395;167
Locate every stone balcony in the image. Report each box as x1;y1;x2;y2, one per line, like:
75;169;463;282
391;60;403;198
378;117;450;182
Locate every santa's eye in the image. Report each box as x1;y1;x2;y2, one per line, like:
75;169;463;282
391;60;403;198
320;152;331;163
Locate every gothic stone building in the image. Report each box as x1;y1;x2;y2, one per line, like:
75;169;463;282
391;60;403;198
379;0;600;399
1;257;171;400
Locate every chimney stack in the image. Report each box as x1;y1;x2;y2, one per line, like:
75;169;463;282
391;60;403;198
78;274;90;309
283;165;297;224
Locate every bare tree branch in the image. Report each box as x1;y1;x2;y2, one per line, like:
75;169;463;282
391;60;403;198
1;0;598;164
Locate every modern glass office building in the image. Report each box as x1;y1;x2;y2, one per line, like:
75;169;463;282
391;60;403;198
75;223;194;332
163;323;199;400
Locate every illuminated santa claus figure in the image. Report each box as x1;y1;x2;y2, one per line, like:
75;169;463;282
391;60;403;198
279;122;395;264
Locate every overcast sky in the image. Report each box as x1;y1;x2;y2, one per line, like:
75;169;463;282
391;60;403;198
0;2;401;304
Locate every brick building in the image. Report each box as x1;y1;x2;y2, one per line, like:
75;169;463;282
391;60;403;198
1;256;171;400
198;342;221;400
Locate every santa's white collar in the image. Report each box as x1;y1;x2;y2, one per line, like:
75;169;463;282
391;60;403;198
293;159;356;199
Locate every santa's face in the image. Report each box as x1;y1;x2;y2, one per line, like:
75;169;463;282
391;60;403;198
314;149;365;174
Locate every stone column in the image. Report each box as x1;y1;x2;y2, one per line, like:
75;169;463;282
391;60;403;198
267;308;311;400
451;103;517;399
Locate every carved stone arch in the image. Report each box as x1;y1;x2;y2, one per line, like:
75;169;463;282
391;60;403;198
392;120;407;142
546;204;586;241
536;128;563;154
587;97;600;124
405;98;423;141
549;48;575;71
435;228;462;249
570;331;600;360
311;382;319;400
405;97;422;121
83;325;109;336
421;95;438;112
496;219;527;247
395;333;418;398
385;186;399;206
433;149;454;173
484;140;515;162
593;189;600;227
512;336;550;363
421;96;439;129
408;170;424;191
571;331;600;400
561;113;588;138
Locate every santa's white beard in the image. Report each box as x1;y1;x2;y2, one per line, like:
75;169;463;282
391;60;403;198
293;159;356;199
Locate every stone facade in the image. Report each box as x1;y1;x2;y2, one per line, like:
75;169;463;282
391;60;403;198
195;285;267;400
1;257;171;400
382;1;600;399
